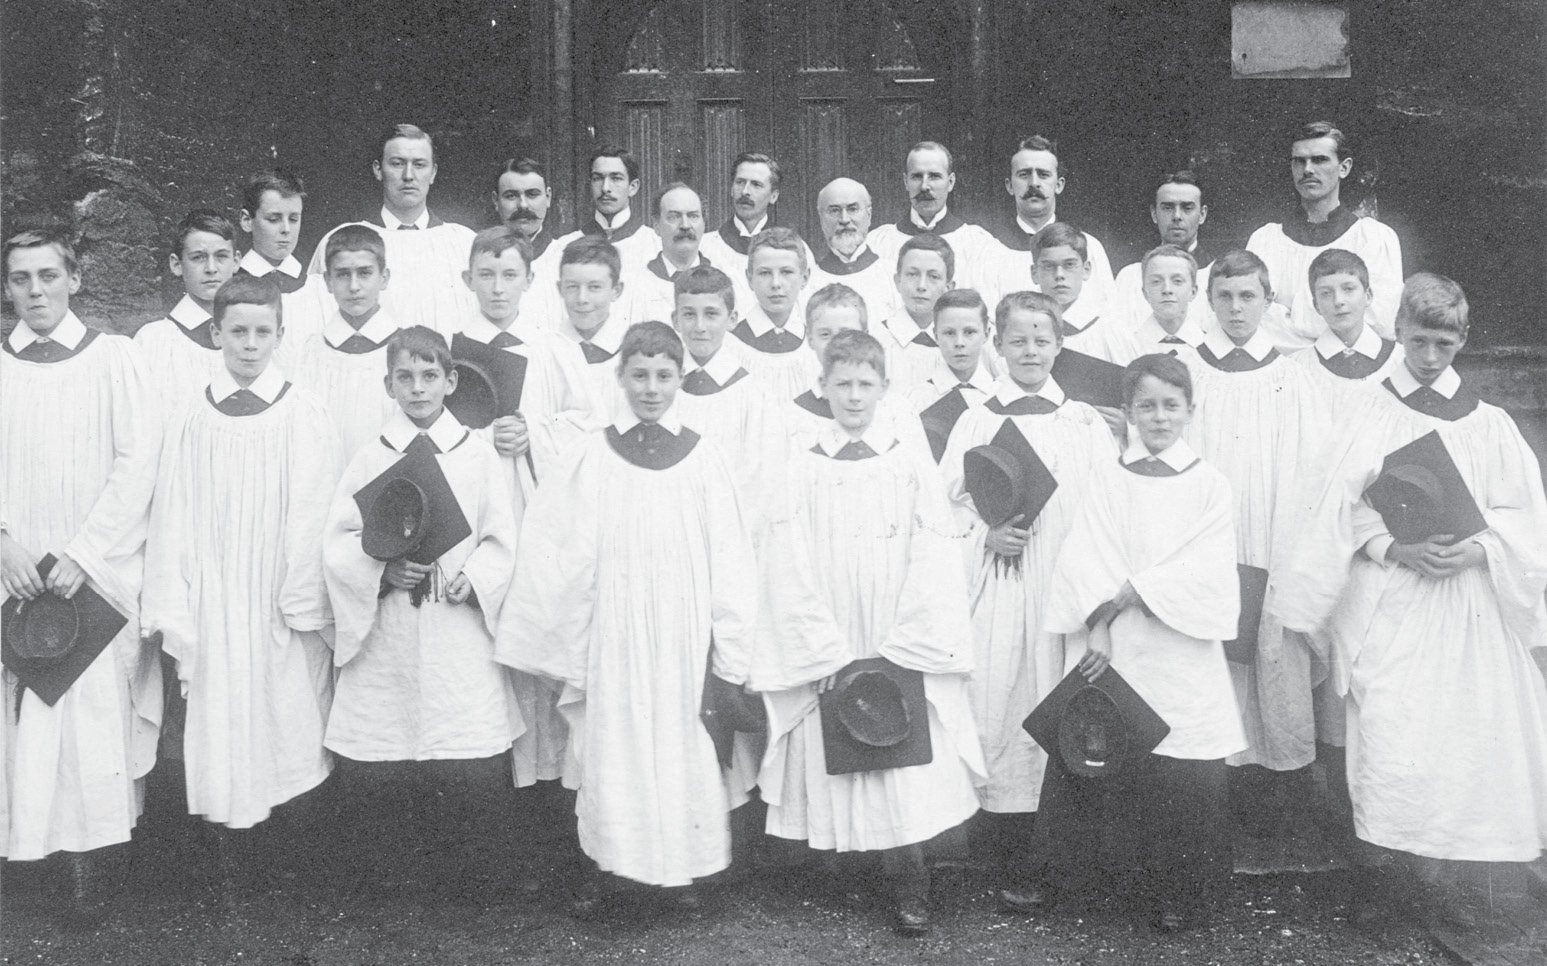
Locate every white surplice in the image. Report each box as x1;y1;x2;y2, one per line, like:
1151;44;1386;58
289;308;403;467
308;215;476;339
132;295;224;419
1246;215;1402;349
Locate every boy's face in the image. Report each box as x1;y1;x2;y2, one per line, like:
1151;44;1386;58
1208;273;1269;346
464;248;531;326
1032;244;1089;308
558;262;623;329
820;360;887;436
213;302;282;386
895;249;953;322
672;291;735;364
1142;255;1197;327
171;230;237;307
996;308;1060;392
1398;322;1465;386
747;247;808;319
375;136;436;213
241;190;303;263
1311;272;1371;340
326;250;390;318
1126;373;1193;455
384;350;456;428
934;307;986;380
806;305;864;359
617;351;681;424
5;244;80;332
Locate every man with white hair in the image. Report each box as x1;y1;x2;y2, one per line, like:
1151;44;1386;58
809;178;897;322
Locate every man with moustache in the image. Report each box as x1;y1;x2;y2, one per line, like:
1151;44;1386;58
809;178;897;322
867;141;1000;304
551;146;661;281
701;153;792;278
494;158;566;327
1111;170;1215;327
1247;121;1402;348
627;183;710;323
989;135;1115;310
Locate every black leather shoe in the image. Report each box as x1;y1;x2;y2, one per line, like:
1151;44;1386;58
997;886;1049;914
894;896;931;936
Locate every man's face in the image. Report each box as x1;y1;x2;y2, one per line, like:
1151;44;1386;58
895;249;953;322
1397;322;1465;386
817;183;872;258
5;244;79;332
1290;136;1351;206
731;162;779;226
1311;271;1371;341
905;147;954;221
1150;183;1206;247
170;230;238;307
213;302;282;385
374;136;437;214
1006;149;1063;222
463;248;532;325
655;187;705;265
241;190;304;263
747;247;808;316
806;305;864;358
1142;254;1197;327
495;171;551;238
1032;244;1089;309
1208;273;1269;345
558;262;623;329
672;291;735;364
326;250;390;319
590;157;638;218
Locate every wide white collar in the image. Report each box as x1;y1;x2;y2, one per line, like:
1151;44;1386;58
211;363;286;403
561;311;629;355
1314;324;1384;361
1016;213;1056;236
1137;313;1205;347
909;207;951;231
992;373;1065;407
815;420;897;457
926;355;996;395
595;207;632;231
459;314;525;347
381;407;467;453
170;294;212;333
238;249;303;279
733;214;768;238
1060;295;1101;333
380;206;430;231
741;301;804;340
878;315;929;347
8;310;87;352
1203;326;1276;361
1389;363;1460;399
1121;436;1198;472
325;307;399;347
685;342;745;383
613;405;684;436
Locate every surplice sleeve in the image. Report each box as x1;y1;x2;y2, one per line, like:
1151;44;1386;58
697;440;760;687
280;393;341;634
458;440;519;637
321;446;389;665
1469;408;1547;647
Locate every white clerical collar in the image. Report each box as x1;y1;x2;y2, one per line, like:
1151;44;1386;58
1121;436;1198;472
993;374;1066;407
238;249;303;279
563;311;628;354
741;301;804;341
613;405;684;437
1061;296;1101;333
1203;327;1276;361
815;420;897;458
909;207;950;231
380;207;430;231
658;252;703;276
324;307;398;347
1138;313;1205;347
1314;324;1383;361
1017;213;1056;236
460;314;524;347
595;207;632;232
878;316;928;348
685;342;745;383
8;310;87;353
170;294;213;333
829;243;873;266
928;355;996;395
381;406;467;453
210;363;286;404
1389;363;1460;400
735;214;769;238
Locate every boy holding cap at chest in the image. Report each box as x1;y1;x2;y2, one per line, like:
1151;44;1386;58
754;329;984;937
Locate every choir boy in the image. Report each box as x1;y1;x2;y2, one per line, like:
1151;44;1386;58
756;328;984;936
1106;245;1208;366
731;226;814;401
553;236;632;419
938;291;1115;910
291;225;403;466
903;288;999;461
235;168;328;361
142;275;340;851
1;230;162;921
1274;274;1547;921
1111;172;1215;328
496;321;757;911
133;209;238;408
1031;223;1120;361
1033;353;1245;931
876;233;957;392
1290;249;1401;388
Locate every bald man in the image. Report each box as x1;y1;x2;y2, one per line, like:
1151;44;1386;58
867;142;1001;306
808;178;897;323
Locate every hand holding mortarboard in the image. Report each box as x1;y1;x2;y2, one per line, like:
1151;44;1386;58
1365;430;1488;579
1;533;45;601
2;555;129;705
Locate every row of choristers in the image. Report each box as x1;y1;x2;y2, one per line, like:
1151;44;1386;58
4;124;1545;938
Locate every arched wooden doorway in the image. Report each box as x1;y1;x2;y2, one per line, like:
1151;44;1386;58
594;0;957;242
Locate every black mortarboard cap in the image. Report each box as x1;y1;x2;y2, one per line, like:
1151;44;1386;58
1051;348;1126;409
1;555;128;706
448;333;528;430
1224;564;1268;665
919;388;969;464
361;476;429;562
963;419;1059;528
1364;430;1486;546
699;660;767;769
353;447;471;565
819;657;933;775
1023;665;1169;779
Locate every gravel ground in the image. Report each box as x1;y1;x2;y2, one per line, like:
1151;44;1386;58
2;764;1456;966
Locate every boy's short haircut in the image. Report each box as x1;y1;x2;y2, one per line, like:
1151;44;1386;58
995;290;1064;343
1395;272;1469;338
1140;244;1199;286
1031;222;1088;262
1295;120;1348;159
733;152;781;188
806;282;868;330
242;168;307;216
498;157;547;182
1017;134;1060;174
1208;249;1273;298
385;325;452;375
3;229;78;275
652;180;696;219
470;225;535;271
821;328;887;380
933;288;988;327
1123;352;1195;407
747;226;808;274
1307;248;1370;293
325;224;388;272
172;209;236;258
380;123;433;159
897;232;956;281
559;236;622;286
673;265;735;312
213;273;283;328
617;320;684;372
589;145;640;185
